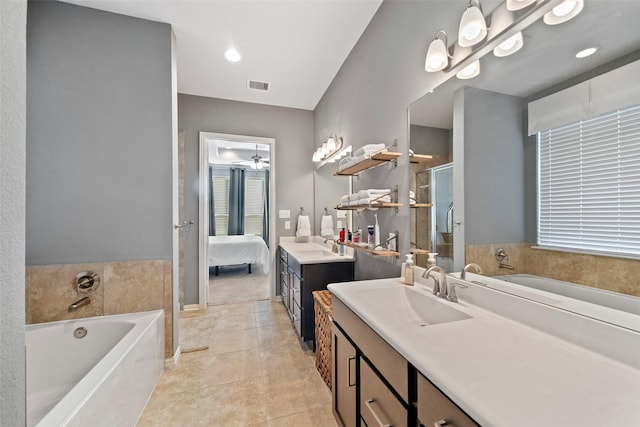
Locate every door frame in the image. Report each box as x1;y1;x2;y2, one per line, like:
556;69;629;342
198;131;276;308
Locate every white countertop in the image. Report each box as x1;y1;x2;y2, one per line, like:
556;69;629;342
328;278;640;427
279;236;355;264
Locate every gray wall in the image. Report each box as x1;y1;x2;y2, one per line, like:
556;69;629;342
178;94;314;304
457;87;526;244
1;1;27;424
26;1;174;265
313;0;470;279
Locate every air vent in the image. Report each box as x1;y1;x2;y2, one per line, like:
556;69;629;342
248;80;270;91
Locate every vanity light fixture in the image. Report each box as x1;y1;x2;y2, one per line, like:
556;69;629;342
493;31;524;57
425;30;451;72
458;0;488;47
312;135;352;164
456;60;480;79
224;48;242;62
576;46;598;58
543;0;583;25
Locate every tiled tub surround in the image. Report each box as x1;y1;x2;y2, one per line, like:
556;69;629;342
25;259;175;358
465;243;640;297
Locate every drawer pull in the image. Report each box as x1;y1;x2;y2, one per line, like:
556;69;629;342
365;399;392;427
434;420;448;427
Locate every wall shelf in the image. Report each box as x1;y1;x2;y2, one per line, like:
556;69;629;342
410;203;432;208
343;242;400;257
409;154;433;163
335;150;401;176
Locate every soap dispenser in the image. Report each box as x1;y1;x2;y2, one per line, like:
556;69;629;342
403;254;414;285
427;252;438;268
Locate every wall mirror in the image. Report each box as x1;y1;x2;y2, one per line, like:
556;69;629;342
408;1;640;270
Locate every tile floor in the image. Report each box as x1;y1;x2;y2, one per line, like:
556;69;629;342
136;267;337;426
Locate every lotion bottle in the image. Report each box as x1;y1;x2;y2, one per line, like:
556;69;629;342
403;254;414;285
374;214;381;247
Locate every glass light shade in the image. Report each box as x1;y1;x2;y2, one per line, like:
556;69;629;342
327;136;336;151
456;60;480;79
458;5;487;47
493;32;524;57
425;37;448;72
543;0;583;25
321;142;329;155
312;151;320;162
327;158;336;163
506;0;536;11
256;161;264;170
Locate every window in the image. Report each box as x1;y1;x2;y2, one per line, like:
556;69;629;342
212;176;229;236
537;104;640;257
244;177;265;236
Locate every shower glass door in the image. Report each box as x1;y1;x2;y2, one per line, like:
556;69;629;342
431;164;453;272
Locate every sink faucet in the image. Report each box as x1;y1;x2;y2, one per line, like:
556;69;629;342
68;296;91;312
422;266;447;298
324;238;339;253
461;263;483;280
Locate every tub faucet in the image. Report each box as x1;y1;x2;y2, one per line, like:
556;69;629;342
422;266;447;298
461;263;483;280
69;296;91;312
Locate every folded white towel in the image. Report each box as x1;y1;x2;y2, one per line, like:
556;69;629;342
409;191;415;198
359;196;391;205
340;194;350;203
353;143;385;158
349;193;361;201
320;214;334;237
357;189;391;199
296;215;311;237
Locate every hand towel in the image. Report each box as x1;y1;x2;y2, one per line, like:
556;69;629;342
320;214;334;237
409;190;416;205
357;189;391;199
353;143;386;158
359;195;391;205
296;215;311;237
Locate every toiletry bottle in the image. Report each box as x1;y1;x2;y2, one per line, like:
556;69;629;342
404;254;414;285
367;225;375;246
353;230;360;243
374;214;381;247
339;228;345;243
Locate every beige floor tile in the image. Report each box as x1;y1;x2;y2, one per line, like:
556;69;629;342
136;392;198;427
210;327;259;354
213;311;257;331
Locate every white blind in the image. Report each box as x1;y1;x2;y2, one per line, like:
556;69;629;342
244;177;264;236
538;104;640;257
212;176;229;236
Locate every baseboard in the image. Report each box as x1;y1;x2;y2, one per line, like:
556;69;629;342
164;346;181;368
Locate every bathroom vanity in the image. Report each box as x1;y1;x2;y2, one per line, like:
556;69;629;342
278;237;354;344
329;275;640;427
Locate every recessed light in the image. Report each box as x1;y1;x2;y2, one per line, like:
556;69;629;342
224;48;241;63
576;47;598;58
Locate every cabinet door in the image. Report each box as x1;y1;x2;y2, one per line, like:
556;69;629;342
360;357;407;427
332;326;357;427
417;373;478;427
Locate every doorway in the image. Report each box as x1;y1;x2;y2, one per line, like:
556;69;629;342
198;132;276;308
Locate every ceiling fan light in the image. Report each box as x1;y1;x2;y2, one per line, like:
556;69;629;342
456;60;480;79
256;161;264;170
493;32;524;57
543;0;583;25
425;34;449;72
505;0;536;11
458;2;487;47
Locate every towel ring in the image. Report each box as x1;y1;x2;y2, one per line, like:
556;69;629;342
299;207;306;215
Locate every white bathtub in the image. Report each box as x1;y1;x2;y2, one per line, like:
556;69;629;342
26;310;165;427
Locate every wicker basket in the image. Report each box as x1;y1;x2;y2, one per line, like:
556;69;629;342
313;290;333;390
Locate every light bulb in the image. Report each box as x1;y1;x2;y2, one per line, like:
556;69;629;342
458;4;487;47
224;48;241;62
456;60;480;80
576;47;598;58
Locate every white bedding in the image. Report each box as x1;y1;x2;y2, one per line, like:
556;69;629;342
208;235;270;274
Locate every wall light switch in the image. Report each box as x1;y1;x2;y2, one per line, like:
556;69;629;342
279;209;290;219
337;220;343;229
284;220;291;230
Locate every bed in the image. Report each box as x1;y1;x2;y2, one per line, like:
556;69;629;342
208;235;270;275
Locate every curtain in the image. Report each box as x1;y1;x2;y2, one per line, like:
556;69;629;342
208;165;215;236
262;169;270;245
228;167;245;235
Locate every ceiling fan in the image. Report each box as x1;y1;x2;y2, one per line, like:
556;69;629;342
232;144;269;169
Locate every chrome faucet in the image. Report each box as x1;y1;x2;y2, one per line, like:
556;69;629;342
422;266;447;298
68;296;91;312
461;263;483;280
323;238;339;253
446;282;468;303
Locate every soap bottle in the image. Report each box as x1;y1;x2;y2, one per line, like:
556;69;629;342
427;252;438;268
374;214;381;247
404;254;414;285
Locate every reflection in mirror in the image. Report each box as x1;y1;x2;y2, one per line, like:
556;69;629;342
408;1;640;272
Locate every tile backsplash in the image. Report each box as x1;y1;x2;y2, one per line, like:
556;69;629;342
26;259;174;358
465;243;640;297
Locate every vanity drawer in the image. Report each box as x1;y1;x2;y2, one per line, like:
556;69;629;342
360;358;407;427
333;297;408;403
292;300;302;336
417;373;478;427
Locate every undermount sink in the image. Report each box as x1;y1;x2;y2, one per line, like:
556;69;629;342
297;249;336;258
356;286;472;327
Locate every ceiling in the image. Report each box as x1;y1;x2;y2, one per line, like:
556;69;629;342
207;139;270;168
60;0;382;111
410;1;640;129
